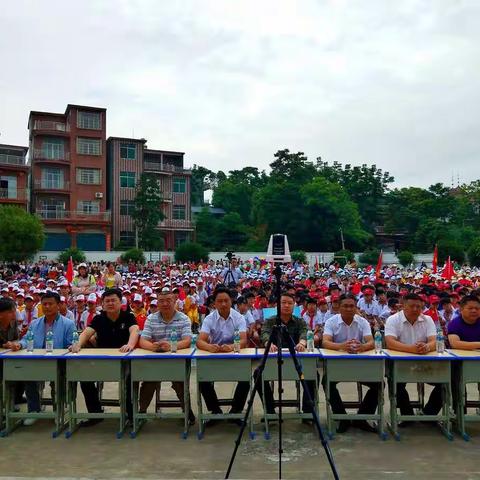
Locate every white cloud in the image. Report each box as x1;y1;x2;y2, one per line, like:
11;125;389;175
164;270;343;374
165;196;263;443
0;0;479;188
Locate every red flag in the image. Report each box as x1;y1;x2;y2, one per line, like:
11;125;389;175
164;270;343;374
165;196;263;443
441;256;453;280
66;256;74;283
375;250;383;277
432;245;438;274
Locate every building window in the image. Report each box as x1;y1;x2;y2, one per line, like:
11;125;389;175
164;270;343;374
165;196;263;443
120;200;135;215
77;111;101;130
76;168;102;185
0;176;17;199
172;205;186;220
41;139;65;160
41;168;64;189
38;200;65;219
77;137;101;155
173;177;186;193
120;171;136;188
120;143;136;160
174;231;189;247
77;200;100;214
120;231;135;246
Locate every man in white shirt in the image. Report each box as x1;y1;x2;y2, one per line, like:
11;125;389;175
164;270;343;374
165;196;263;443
196;287;248;423
385;292;442;421
322;294;379;433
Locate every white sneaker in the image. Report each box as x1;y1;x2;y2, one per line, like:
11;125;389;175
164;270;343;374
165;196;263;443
23;418;37;426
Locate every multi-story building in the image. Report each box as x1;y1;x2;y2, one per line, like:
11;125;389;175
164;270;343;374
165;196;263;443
28;104;111;251
0;144;29;210
107;137;194;250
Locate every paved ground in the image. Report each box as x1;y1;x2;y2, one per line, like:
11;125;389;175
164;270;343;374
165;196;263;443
2;377;480;479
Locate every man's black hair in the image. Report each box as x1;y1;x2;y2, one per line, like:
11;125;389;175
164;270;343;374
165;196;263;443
41;291;61;303
212;286;231;301
0;297;16;313
102;288;123;301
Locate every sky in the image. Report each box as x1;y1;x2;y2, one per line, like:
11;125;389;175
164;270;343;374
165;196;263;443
1;0;479;188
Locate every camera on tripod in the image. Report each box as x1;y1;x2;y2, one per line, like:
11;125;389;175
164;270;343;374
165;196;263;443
225;251;235;262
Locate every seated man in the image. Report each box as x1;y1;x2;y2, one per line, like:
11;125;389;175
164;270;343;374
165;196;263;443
70;288;139;427
7;292;75;426
196;287;249;423
385;292;441;423
137;288;195;424
322;293;379;433
260;293;315;422
447;294;480;349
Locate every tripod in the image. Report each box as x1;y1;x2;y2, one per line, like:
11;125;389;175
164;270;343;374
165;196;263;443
225;265;339;480
222;261;237;287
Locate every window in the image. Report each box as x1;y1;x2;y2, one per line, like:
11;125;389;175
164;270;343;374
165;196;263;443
120;231;135;246
120;143;136;160
174;231;189;247
41;168;64;189
77;111;101;130
0;176;17;199
173;177;186;193
120;200;135;215
76;168;101;185
172;205;186;220
77;137;101;155
38;200;65;219
120;171;136;188
77;201;100;214
41;139;65;160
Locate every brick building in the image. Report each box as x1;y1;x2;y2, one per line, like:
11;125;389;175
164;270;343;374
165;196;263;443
28;104;111;250
107;137;194;250
0;144;29;210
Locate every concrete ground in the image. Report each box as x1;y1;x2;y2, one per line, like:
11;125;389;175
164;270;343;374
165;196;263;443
1;373;480;480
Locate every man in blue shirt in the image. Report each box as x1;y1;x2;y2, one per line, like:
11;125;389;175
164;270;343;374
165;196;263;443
10;291;75;425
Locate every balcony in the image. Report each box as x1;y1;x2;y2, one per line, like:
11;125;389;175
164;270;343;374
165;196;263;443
158;219;194;230
0;154;27;167
34;180;70;192
36;210;111;223
33;121;69;133
0;188;28;201
33;149;70;163
144;162;191;174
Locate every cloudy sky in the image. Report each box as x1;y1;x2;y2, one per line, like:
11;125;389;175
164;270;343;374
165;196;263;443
1;0;478;188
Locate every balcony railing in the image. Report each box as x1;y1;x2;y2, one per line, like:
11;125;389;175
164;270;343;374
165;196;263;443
0;154;27;166
33;121;69;132
33;149;70;162
0;188;28;200
144;162;191;174
158;219;194;229
36;210;111;222
34;180;70;191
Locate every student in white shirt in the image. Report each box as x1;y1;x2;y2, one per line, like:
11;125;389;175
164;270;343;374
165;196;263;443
322;293;378;433
385;292;442;421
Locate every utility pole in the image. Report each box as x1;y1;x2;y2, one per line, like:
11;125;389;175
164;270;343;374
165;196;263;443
339;227;345;250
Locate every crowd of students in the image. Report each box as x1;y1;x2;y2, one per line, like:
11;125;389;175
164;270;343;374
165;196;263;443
1;257;480;433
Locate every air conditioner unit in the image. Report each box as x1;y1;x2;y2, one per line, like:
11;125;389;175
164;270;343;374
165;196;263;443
95;192;104;199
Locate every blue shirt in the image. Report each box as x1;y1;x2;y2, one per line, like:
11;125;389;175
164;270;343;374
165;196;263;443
20;314;75;349
200;308;246;345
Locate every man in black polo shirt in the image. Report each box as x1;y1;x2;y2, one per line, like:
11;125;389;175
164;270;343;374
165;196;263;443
70;288;139;427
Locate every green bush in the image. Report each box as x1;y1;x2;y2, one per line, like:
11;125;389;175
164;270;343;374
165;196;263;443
175;242;209;263
290;250;307;263
334;249;355;267
358;248;380;266
397;250;415;267
120;248;145;264
468;239;480;267
437;239;465;264
58;247;86;265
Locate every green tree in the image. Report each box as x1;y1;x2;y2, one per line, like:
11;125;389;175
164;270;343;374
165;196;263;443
397;250;415;267
216;212;248;250
175;242;209;263
190;165;217;206
468;238;480;267
334;249;355;267
437;239;465;264
194;207;220;250
291;250;307;263
132;173;165;250
120;248;146;264
58;247;86;265
269;149;317;184
0;206;44;261
359;248;381;266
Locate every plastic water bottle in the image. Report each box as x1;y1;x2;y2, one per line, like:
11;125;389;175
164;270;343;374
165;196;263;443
26;329;34;353
191;333;197;349
72;331;79;353
233;328;241;353
436;328;445;354
45;329;54;353
374;329;383;354
307;329;315;352
170;327;178;353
